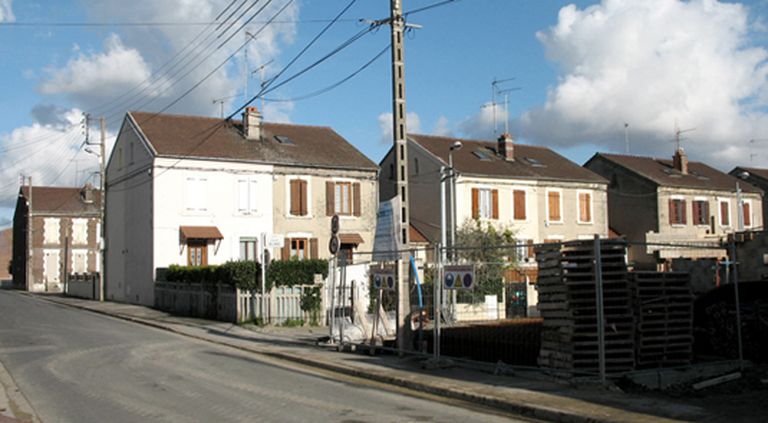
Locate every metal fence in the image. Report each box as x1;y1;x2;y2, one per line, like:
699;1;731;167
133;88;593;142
323;234;764;380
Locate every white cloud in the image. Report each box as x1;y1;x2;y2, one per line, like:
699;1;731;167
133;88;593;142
0;0;14;23
514;0;768;168
433;116;453;137
378;111;421;144
0;108;101;207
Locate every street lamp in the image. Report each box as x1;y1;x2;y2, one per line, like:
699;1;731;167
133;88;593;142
448;141;462;259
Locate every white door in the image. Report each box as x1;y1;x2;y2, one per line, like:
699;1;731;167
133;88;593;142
44;250;60;284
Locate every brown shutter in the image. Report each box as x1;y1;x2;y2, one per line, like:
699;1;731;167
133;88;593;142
583;193;591;222
326;181;335;216
302;180;309;216
527;239;534;258
548;191;561;221
513;190;526;220
721;201;729;226
290;180;300;215
491;189;499;219
310;238;318;259
681;200;687;224
353;182;361;217
744;202;751;226
668;199;675;225
281;240;290;261
692;201;700;224
471;188;479;219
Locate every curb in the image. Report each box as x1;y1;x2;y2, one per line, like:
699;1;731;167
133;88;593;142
0;357;39;423
36;295;665;423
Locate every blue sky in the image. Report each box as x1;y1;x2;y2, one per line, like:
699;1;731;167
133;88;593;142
2;0;768;227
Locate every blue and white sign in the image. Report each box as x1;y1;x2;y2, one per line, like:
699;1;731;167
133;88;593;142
372;197;402;262
372;270;395;291
443;265;475;290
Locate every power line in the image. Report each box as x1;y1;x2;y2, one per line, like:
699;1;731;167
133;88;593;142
0;19;360;28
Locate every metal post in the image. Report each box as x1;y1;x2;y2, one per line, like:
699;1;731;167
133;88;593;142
329;256;337;343
440;167;447;263
389;0;412;353
594;235;606;383
27;176;32;291
434;243;442;359
449;152;456;259
260;233;267;324
339;262;346;347
729;241;745;370
99;117;106;301
737;182;744;232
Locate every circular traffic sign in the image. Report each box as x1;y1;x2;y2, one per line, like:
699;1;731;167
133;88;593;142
373;274;382;289
444;273;455;288
329;235;340;255
331;214;340;235
386;276;395;290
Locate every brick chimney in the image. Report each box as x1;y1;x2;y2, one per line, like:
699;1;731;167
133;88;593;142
80;183;95;204
497;133;514;161
672;148;689;175
243;106;263;141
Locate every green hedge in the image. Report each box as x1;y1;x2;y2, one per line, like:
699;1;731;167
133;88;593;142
266;258;328;287
165;261;263;291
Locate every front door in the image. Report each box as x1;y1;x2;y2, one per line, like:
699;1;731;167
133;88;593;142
187;241;208;266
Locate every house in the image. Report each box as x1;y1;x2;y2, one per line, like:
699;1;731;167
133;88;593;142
0;228;12;287
379;133;609;289
105;108;378;306
12;184;102;292
730;166;768;228
585;149;763;268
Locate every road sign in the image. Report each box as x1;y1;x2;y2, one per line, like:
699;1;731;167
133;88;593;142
443;265;475;290
267;234;285;248
372;270;395;290
329;235;340;255
331;214;340;235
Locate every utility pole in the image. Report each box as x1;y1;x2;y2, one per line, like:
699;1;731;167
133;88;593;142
26;176;32;291
624;123;630;154
389;0;412;353
99;117;106;302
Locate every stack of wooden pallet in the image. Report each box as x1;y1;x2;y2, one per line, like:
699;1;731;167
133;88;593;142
535;240;635;375
630;271;693;368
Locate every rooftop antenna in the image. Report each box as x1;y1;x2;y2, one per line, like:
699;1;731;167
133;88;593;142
491;77;515;137
624;123;630;154
673;122;696;151
497;87;521;135
251;59;273;113
749;138;768;164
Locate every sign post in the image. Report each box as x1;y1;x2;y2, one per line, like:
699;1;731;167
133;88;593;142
329;215;340;344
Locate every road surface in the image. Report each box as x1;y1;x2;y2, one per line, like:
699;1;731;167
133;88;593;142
0;291;520;422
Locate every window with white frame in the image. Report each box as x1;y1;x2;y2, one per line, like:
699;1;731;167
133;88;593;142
719;199;730;227
692;199;710;226
239;238;258;261
44;218;60;244
72;250;88;273
237;178;259;214
515;239;534;262
72;219;88;245
334;182;352;215
478;188;492;219
185;176;208;212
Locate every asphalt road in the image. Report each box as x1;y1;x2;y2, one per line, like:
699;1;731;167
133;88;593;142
0;291;519;423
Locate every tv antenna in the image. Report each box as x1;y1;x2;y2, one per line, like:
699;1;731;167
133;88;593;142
749;138;768;163
673;123;696;151
490;77;516;137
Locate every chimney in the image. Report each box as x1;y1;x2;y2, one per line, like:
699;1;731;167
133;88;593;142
672;148;689;175
497;133;514;161
80;183;95;204
243;106;263;141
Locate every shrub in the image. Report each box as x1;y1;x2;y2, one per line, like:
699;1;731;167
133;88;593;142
164;261;262;290
300;286;322;326
267;258;328;287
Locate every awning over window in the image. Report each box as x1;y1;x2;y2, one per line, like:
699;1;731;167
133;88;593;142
180;226;223;241
338;233;364;245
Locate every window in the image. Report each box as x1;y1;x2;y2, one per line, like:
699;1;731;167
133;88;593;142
187;241;207;266
44;218;60;244
669;198;687;225
289;179;308;216
326;181;361;217
471;188;498;219
72;219;88;245
237;179;259;214
185;176;208;212
547;190;562;222
239;238;258;261
692;200;710;225
513;189;526;220
578;191;592;223
720;200;730;227
281;238;319;260
72;250;87;273
515;239;534;261
743;200;752;227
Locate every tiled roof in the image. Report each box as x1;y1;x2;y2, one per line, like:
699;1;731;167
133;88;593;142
593;153;762;194
19;186;101;215
409;134;607;184
129;111;377;171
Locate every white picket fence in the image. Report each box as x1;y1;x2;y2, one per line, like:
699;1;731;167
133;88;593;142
238;285;324;325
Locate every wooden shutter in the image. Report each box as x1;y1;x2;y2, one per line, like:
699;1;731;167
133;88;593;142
681;200;687;224
472;188;479;219
281;241;290;260
579;192;591;222
669;199;676;224
290;180;300;215
721;201;729;226
548;191;561;221
513;190;526;220
309;238;318;259
301;180;309;216
326;181;335;216
353;183;361;217
527;239;534;258
692;201;700;224
491;189;499;219
237;179;248;212
744;202;751;226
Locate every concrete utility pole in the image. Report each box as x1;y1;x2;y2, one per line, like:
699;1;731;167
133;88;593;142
99;117;106;302
389;0;412;353
26;176;32;291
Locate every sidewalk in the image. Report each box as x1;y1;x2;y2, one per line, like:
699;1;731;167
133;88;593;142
37;294;709;423
0;357;38;423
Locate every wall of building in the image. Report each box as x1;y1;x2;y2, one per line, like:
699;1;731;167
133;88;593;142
272;166;377;260
12;196;27;288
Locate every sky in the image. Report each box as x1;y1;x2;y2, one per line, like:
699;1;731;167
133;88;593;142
2;0;768;228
